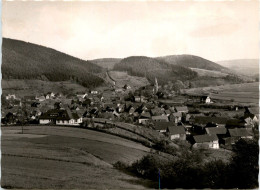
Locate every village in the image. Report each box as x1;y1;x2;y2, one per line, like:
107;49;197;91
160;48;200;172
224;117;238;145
1;78;259;150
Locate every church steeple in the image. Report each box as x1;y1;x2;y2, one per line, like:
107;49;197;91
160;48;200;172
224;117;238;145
154;77;158;94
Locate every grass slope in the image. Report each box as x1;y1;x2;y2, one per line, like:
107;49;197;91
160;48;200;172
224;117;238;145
157;54;226;71
108;71;150;89
183;82;259;105
2;79;89;97
2;126;153;189
2;38;104;88
217;59;259;77
91;58;122;70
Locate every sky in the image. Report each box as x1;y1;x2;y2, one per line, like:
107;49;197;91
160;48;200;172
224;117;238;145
2;1;259;62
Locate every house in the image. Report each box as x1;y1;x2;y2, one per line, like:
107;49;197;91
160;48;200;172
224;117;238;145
151;108;165;116
205;127;227;141
167;125;186;140
115;88;124;93
77;93;88;99
205;127;227;136
56;109;82;126
169;112;182;124
227;128;253;143
153;121;172;133
39;109;82;125
151;115;169;122
12;100;22;107
134;96;147;103
6;94;16;100
39;109;61;124
175;106;188;113
193;134;219;149
225;119;246;129
244;107;259;124
37;96;46;102
91;90;98;95
45;94;51;99
117;104;125;113
123;84;131;90
191;116;229;133
164;110;171;117
201;96;212;104
138;112;151;124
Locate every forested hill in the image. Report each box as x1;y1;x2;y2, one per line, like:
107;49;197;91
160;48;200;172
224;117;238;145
113;56;198;84
2;38;104;88
157;54;226;71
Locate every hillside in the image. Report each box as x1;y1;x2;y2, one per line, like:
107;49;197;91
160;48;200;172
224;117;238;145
217;59;259;77
113;56;198;84
2;38;104;88
108;71;150;89
157;54;226;71
90;58;122;70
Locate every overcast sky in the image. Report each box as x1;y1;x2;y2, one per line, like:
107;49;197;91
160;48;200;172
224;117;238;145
2;1;259;62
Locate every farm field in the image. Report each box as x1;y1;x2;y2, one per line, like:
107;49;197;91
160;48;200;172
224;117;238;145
108;71;150;89
1;126;153;189
183;82;259;105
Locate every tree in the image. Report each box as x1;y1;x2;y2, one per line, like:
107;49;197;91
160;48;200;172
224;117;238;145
229;139;259;188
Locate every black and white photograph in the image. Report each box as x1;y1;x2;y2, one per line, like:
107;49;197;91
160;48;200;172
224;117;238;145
1;0;259;189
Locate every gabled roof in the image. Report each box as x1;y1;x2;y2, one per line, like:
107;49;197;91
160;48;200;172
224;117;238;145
175;106;188;112
165;110;171;115
226;119;246;127
168;125;185;135
205;127;227;135
154;121;173;130
151;108;165;116
194;116;229;125
246;107;259;115
228;128;253;137
201;96;210;100
193;134;218;143
172;112;182;117
140;112;151;118
151;115;169;122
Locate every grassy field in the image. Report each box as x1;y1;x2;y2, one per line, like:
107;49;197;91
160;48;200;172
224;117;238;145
1;126;154;189
108;71;150;89
2;79;88;97
183;82;259;105
190;68;228;77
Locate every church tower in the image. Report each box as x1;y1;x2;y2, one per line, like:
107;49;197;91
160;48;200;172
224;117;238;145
154;77;158;94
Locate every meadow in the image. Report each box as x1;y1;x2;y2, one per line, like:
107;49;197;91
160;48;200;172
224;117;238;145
1;126;153;189
183;82;259;105
108;71;150;89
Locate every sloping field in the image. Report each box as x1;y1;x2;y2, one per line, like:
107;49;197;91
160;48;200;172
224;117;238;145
183;82;259;105
190;68;228;77
108;71;150;89
1;126;153;189
2;79;87;97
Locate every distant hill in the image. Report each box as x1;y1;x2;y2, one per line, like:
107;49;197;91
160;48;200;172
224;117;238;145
113;56;198;84
90;58;122;70
217;59;259;77
2;38;104;88
113;55;250;88
157;54;226;71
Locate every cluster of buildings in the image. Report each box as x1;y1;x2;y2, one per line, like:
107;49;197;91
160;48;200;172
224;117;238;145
2;81;259;150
